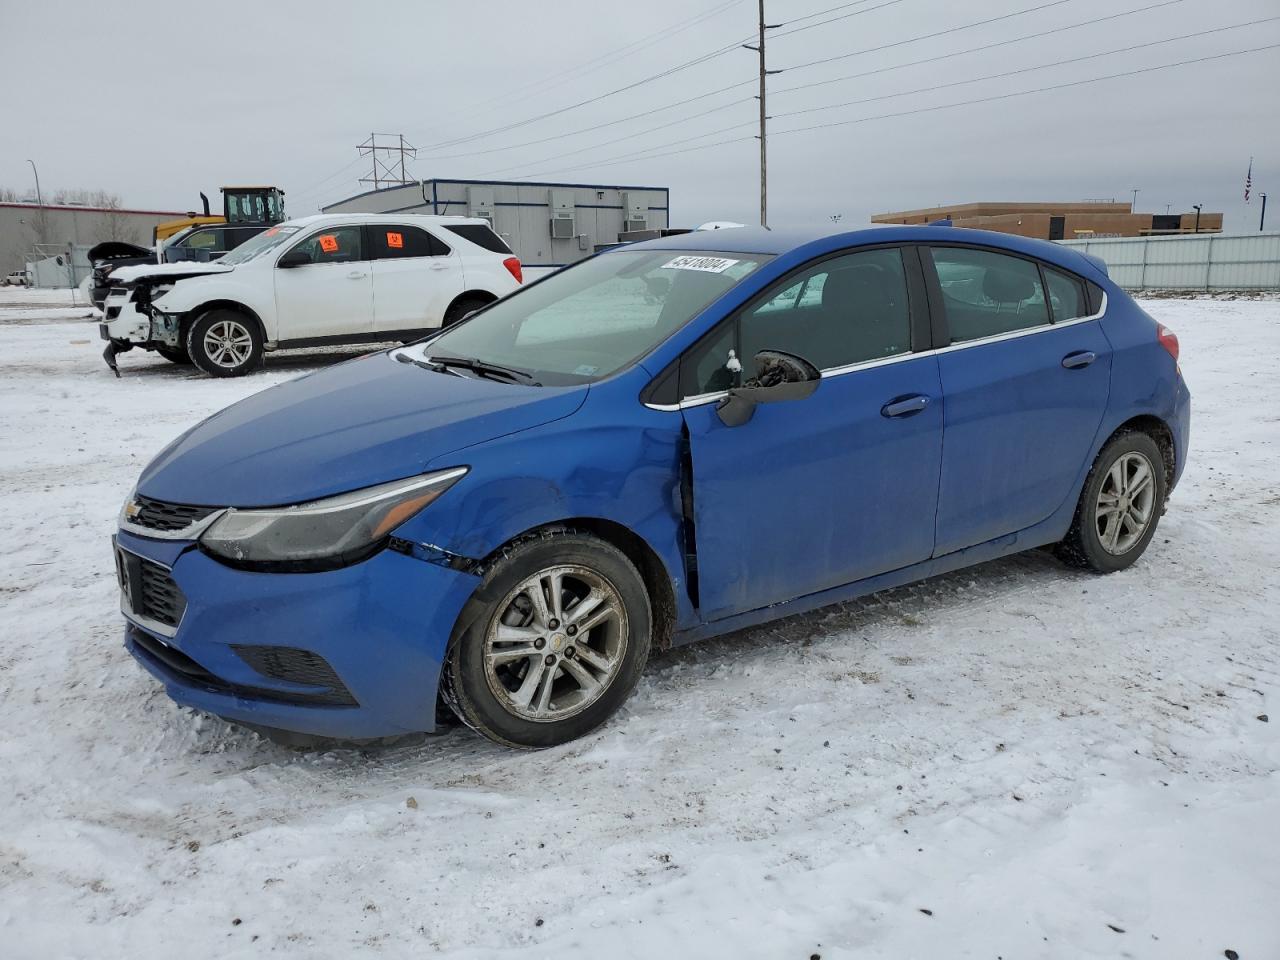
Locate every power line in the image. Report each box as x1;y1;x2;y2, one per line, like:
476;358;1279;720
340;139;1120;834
446;0;747;121
774;16;1280;122
770;0;1188;99
419;81;754;163
779;0;890;27
421;0;1174;169
766;0;907;40
420;33;756;152
506;43;1278;179
482;10;1255;182
785;0;1081;72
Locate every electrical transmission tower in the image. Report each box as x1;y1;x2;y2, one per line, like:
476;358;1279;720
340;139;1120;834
357;133;418;190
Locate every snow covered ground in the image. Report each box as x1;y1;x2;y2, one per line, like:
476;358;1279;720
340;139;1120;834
1;287;1276;958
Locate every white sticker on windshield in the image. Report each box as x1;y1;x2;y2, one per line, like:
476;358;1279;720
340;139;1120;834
661;255;741;274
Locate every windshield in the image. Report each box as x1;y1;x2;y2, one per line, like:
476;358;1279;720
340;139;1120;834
219;224;302;265
422;249;771;385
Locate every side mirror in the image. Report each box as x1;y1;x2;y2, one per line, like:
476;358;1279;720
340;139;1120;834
716;350;821;427
277;250;311;268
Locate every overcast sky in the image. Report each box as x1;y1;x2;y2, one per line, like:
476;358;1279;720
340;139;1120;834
2;0;1277;232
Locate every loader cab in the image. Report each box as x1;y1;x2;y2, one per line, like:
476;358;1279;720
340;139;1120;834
222;187;286;225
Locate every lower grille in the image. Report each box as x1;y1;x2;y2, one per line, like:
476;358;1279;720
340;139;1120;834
232;646;359;706
129;628;359;708
117;548;187;630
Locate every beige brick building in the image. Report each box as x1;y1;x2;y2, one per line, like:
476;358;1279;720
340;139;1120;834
870;201;1223;241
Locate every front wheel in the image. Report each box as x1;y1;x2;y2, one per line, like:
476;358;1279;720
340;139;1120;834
187;309;262;378
443;532;652;748
1056;431;1167;573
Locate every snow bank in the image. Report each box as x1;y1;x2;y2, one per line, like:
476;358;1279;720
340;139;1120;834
0;298;1276;958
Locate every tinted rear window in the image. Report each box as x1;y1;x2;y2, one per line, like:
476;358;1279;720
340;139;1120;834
444;224;512;254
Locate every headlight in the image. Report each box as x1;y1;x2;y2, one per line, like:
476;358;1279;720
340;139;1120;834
199;467;467;570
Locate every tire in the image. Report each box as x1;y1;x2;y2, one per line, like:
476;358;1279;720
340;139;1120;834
155;345;190;365
1056;431;1167;573
442;295;492;328
186;309;263;378
443;531;652;748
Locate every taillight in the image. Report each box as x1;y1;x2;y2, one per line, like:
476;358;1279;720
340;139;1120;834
502;257;523;284
1157;323;1179;362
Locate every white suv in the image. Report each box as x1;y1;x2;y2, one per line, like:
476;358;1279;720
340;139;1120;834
99;214;522;377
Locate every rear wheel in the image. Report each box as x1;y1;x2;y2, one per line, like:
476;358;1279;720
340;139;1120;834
1056;431;1167;573
187;309;262;378
443;532;651;748
442;295;491;328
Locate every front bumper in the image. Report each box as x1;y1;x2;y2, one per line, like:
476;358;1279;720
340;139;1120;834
115;528;481;739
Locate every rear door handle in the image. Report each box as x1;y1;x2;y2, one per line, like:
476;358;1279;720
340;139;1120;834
1062;350;1096;369
347;271;368;280
881;394;931;418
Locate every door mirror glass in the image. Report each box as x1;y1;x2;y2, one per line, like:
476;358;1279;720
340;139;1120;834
716;350;821;427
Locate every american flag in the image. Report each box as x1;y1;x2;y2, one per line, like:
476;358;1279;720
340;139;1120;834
1245;158;1253;203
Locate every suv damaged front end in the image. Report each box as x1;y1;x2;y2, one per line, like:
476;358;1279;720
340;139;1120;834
98;265;228;375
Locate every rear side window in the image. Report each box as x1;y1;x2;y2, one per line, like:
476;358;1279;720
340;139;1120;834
370;225;449;259
930;247;1049;343
1043;265;1088;321
444;223;513;254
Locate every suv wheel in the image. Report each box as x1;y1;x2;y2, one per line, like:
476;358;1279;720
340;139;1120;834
187;309;262;377
1056;431;1167;573
443;532;652;747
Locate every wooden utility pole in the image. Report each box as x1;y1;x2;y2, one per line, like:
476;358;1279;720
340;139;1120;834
757;0;767;228
743;2;780;228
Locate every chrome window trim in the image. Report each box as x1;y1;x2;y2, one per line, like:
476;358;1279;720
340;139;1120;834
642;286;1108;411
116;544;182;639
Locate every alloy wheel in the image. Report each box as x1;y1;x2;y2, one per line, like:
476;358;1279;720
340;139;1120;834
483;564;628;722
1095;451;1158;555
202;319;254;369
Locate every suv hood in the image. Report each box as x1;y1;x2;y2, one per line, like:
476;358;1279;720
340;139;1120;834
136;352;587;507
112;261;233;285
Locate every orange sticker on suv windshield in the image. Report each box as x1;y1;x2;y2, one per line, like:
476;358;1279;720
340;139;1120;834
386;231;403;249
318;234;339;253
264;227;280;237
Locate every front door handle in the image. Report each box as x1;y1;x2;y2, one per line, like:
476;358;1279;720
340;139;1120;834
347;271;368;280
881;394;931;418
1062;350;1096;369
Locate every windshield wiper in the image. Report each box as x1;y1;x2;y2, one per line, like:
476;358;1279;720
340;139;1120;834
424;354;541;386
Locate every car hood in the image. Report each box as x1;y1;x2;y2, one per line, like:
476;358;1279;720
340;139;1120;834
112;261;234;285
137;352;588;507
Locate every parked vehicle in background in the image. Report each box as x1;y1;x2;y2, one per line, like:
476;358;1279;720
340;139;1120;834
99;214;522;376
112;225;1190;748
2;269;28;286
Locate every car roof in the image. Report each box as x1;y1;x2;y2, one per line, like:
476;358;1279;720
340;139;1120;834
283;213;492;228
623;224;1108;280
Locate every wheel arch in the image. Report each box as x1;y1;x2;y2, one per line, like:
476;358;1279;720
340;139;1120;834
184;300;266;343
475;519;679;654
1101;414;1175;488
446;289;498;315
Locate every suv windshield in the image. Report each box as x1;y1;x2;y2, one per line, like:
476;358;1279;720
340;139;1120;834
422;249;771;385
219;224;301;265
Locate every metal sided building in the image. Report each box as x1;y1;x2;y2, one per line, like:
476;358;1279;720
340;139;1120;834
321;179;669;269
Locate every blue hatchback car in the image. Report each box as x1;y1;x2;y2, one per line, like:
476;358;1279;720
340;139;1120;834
114;226;1189;747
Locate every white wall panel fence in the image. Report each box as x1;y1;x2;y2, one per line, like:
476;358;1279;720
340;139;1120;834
1057;232;1280;291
